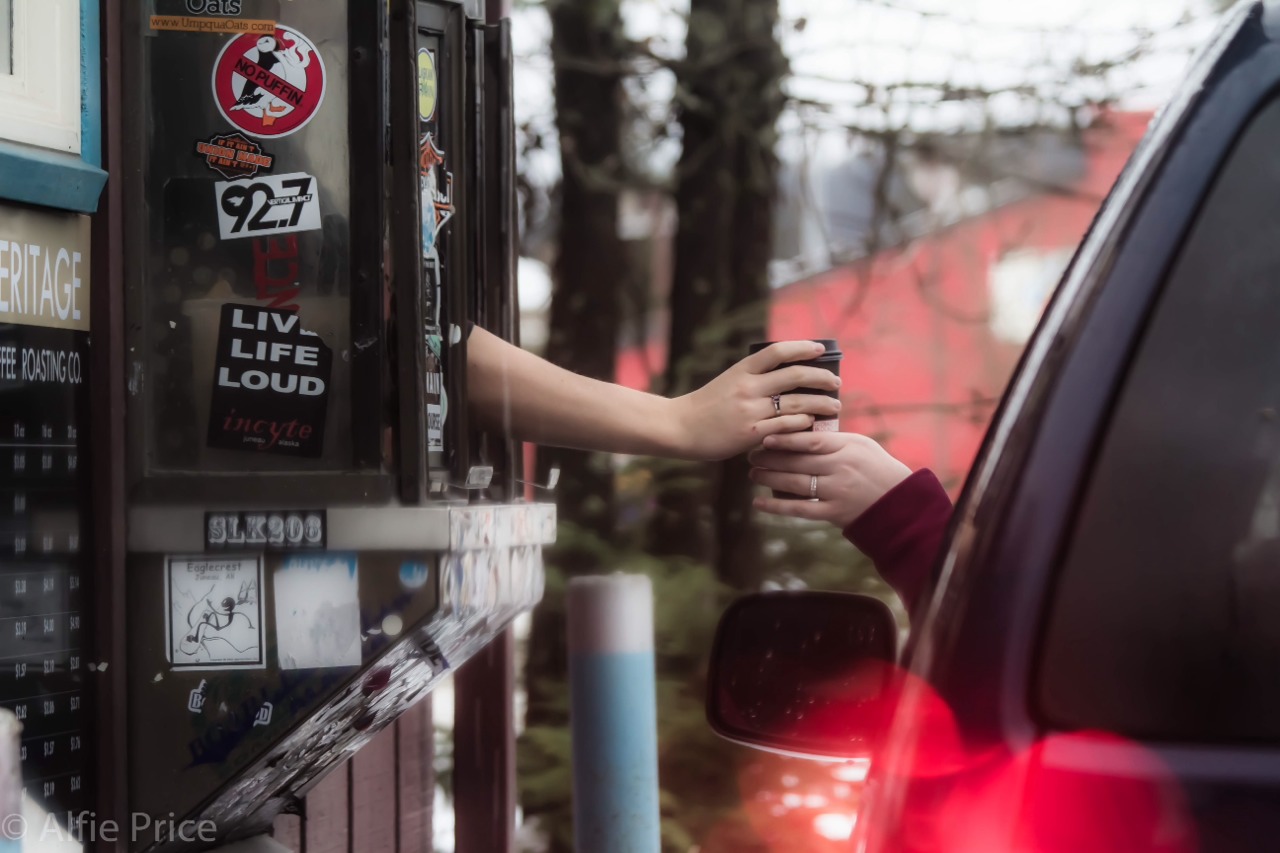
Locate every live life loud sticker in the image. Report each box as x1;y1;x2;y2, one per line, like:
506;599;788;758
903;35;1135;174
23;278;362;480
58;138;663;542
212;24;326;139
207;304;332;458
214;172;321;241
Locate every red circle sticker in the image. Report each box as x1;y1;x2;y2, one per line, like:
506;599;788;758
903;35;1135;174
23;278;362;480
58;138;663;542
211;25;326;139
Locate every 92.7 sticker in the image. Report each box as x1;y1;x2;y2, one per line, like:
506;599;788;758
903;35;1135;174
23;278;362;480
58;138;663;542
214;171;322;240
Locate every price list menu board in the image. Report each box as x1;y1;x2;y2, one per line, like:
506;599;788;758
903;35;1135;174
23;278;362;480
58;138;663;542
0;206;93;816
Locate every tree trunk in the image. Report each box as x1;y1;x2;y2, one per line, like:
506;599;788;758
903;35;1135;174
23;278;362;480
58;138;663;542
525;0;627;715
648;0;786;590
520;7;627;851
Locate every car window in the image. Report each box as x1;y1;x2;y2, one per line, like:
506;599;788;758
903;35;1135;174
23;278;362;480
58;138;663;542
1036;96;1280;741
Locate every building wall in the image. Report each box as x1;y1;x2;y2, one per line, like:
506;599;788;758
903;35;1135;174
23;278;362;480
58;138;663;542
617;113;1148;490
270;699;434;853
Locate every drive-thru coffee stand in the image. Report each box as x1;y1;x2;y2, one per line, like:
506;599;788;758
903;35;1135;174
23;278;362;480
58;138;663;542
0;0;543;849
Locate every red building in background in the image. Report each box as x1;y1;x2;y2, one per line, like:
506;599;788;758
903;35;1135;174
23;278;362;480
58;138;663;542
617;112;1150;488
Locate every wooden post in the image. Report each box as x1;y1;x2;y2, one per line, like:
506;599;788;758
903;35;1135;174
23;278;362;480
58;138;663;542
461;10;517;850
396;697;434;853
452;630;516;853
92;1;130;848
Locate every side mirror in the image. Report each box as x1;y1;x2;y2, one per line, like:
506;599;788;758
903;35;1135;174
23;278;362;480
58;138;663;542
706;591;899;760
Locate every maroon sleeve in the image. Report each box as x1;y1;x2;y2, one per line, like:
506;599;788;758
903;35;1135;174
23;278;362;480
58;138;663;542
842;469;953;618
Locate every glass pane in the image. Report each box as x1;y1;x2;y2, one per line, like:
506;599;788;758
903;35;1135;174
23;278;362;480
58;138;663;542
135;2;373;475
0;0;12;76
1037;97;1280;741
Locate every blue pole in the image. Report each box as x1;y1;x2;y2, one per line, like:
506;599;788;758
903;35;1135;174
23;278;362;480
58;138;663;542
567;575;661;853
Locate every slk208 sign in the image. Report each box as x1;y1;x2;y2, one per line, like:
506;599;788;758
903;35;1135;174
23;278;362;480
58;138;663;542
214;172;321;241
206;510;325;550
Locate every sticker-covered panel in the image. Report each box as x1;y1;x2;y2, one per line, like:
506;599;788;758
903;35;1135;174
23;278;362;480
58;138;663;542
417;32;451;460
126;550;443;835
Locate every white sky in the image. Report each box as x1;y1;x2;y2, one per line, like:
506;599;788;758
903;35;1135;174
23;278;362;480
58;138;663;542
510;0;1227;305
511;0;1225;180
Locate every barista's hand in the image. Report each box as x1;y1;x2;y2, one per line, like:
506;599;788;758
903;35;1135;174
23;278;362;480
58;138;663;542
748;431;910;527
669;341;842;461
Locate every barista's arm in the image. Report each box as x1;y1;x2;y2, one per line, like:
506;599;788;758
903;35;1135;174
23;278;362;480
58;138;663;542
465;326;842;462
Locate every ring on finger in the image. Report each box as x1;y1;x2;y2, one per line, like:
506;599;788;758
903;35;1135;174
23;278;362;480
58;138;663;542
771;394;782;417
809;475;819;500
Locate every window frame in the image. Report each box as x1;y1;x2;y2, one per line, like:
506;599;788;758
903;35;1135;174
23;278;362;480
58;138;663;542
0;0;106;213
0;0;81;154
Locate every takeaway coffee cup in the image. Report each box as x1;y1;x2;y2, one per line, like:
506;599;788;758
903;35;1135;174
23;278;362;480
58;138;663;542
748;339;843;499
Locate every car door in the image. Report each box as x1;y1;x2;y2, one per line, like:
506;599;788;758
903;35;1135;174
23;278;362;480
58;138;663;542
855;4;1280;851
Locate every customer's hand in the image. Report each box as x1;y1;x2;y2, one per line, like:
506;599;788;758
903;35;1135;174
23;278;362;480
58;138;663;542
748;431;910;527
669;341;842;461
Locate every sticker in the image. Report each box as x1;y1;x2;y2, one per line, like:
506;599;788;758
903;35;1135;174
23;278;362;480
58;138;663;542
215;171;321;241
417;49;437;121
205;509;325;550
274;555;362;670
425;333;444;451
252;235;301;311
212;25;326;139
188;680;208;713
150;16;273;35
165;554;266;671
184;0;245;14
195;131;274;180
399;562;430;590
419;133;455;281
207;303;332;457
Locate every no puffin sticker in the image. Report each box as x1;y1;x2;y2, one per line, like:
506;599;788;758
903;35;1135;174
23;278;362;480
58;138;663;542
212;24;326;139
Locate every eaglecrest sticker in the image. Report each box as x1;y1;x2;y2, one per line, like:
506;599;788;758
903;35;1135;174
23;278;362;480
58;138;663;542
165;554;267;671
212;24;326;139
195;131;274;180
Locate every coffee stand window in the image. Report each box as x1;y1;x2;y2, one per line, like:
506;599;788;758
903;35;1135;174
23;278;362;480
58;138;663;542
123;3;392;505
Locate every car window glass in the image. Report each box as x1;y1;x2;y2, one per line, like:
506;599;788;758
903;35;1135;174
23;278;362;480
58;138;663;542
1037;96;1280;740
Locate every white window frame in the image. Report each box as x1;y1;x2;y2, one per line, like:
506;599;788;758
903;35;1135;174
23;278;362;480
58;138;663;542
988;247;1074;345
0;0;81;154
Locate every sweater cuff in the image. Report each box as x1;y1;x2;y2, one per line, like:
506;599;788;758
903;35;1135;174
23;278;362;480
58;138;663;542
842;469;951;604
